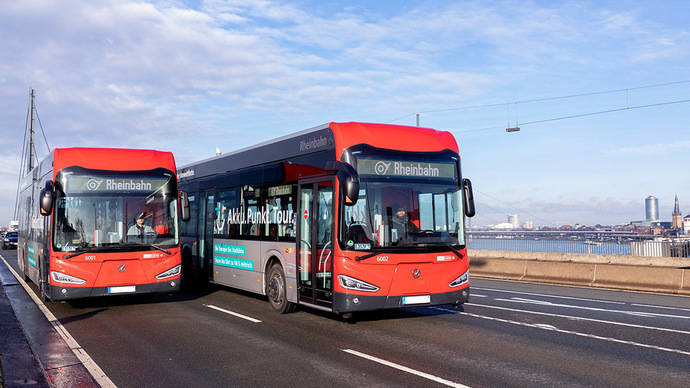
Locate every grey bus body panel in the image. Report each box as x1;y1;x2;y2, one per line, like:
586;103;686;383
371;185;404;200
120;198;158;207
211;238;298;303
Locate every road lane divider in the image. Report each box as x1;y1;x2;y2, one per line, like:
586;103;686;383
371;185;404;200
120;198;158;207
0;254;116;388
496;297;690;320
473;286;627;305
466;303;690;335
433;307;690;357
631;303;690;313
342;349;470;388
204;304;262;323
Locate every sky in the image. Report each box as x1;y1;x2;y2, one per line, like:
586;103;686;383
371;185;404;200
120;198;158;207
1;0;689;227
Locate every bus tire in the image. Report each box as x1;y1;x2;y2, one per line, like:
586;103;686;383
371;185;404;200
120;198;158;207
267;263;295;314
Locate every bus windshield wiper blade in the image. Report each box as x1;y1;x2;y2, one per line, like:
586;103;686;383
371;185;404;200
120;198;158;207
356;252;379;261
149;244;171;255
64;249;90;259
445;244;464;259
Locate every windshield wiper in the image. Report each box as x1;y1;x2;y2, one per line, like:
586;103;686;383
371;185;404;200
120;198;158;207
445;244;464;259
64;249;90;259
355;252;380;261
64;242;170;259
149;244;171;255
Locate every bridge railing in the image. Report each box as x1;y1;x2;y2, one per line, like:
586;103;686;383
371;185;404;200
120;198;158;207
467;232;690;258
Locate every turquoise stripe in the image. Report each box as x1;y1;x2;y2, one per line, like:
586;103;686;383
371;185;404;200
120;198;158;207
213;243;246;256
214;257;254;270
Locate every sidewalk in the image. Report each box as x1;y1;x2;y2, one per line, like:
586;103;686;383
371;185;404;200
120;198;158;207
0;256;99;387
0;262;49;387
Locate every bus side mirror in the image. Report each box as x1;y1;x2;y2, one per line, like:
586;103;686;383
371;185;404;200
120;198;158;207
39;180;55;216
179;191;190;222
462;178;475;218
326;161;359;206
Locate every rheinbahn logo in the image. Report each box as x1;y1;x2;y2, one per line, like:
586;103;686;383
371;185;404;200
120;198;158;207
86;179;103;190
374;161;391;175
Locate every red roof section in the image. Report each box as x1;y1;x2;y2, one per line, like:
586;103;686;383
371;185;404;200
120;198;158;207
329;122;459;158
53;148;176;179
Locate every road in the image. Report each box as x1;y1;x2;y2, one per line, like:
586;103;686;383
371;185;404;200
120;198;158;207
2;249;689;387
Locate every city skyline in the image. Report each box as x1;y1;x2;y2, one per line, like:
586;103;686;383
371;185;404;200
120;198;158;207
1;1;688;225
478;194;689;228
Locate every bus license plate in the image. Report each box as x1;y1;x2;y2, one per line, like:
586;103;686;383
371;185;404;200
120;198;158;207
402;295;431;305
108;286;136;294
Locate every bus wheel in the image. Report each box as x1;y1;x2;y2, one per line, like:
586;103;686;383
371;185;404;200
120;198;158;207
267;264;295;314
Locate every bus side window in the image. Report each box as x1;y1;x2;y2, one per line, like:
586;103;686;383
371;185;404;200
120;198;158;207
265;185;296;242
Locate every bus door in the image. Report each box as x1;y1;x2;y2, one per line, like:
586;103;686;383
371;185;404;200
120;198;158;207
297;178;334;308
199;190;215;280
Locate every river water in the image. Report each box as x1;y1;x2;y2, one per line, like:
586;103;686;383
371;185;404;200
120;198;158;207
468;238;631;255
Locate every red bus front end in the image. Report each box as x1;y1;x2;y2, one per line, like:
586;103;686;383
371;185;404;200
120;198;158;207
45;148;182;300
332;251;469;312
46;248;181;300
329;122;472;313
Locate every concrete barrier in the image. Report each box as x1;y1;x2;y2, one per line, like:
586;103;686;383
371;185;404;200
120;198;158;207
592;265;684;293
469;250;690;296
523;261;595;285
468;249;690;268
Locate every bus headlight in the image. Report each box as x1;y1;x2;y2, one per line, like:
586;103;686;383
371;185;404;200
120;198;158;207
337;275;379;292
156;264;181;279
51;271;86;285
449;270;469;288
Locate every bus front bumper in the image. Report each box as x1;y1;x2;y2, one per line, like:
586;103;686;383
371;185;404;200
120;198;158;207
332;286;470;313
46;278;180;301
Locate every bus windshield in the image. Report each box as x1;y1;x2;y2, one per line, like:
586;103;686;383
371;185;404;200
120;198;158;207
342;182;465;250
53;168;179;252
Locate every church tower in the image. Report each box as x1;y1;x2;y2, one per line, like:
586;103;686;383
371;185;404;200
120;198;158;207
672;195;682;229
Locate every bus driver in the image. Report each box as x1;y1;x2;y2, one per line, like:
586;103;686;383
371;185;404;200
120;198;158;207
390;204;419;243
127;212;156;242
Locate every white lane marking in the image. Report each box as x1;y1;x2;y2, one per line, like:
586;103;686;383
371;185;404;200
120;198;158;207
342;349;470;388
204;304;262;323
474;287;626;305
0;254;116;388
466;303;690;336
432;307;690;357
497;297;690;320
631;303;690;313
471;294;487;298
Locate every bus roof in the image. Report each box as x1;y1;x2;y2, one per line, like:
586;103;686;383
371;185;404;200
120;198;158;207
330;122;458;156
177;122;458;181
53;148;177;178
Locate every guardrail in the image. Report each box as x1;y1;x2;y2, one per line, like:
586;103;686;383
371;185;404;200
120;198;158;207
468;235;690;258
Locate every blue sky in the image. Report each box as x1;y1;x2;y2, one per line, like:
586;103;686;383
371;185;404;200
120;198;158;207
1;0;688;226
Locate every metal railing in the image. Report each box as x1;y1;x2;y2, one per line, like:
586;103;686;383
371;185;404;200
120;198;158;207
467;234;690;258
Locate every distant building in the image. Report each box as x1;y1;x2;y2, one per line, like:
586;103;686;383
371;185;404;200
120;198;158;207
684;215;690;235
508;214;519;229
522;221;534;229
493;222;515;230
645;196;659;222
672;195;682;229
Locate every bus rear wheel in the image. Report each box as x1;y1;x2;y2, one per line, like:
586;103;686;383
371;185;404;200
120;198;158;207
267;264;295;314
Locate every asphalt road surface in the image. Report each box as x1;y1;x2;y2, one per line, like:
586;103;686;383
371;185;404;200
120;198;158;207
3;249;689;387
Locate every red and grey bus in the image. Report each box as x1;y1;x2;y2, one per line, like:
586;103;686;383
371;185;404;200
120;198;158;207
178;122;474;315
17;148;190;301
